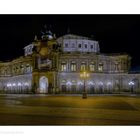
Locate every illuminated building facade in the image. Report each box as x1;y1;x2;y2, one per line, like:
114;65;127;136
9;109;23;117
0;28;139;94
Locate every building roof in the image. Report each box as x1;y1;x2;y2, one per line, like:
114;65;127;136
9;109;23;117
101;53;129;57
57;34;95;41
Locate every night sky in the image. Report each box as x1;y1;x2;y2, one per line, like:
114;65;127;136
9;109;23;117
0;15;140;68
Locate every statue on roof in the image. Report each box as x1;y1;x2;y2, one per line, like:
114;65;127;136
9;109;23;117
41;25;54;41
34;35;38;41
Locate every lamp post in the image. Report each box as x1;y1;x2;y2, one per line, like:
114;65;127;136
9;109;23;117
128;81;135;94
80;71;89;99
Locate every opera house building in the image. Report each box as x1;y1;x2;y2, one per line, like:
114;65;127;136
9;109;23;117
0;29;139;94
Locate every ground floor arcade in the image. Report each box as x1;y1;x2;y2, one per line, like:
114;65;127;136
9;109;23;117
0;73;140;94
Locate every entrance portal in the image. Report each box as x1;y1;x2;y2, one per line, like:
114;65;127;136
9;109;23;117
39;76;48;93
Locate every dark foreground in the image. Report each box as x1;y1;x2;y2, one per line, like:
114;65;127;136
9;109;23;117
0;94;140;125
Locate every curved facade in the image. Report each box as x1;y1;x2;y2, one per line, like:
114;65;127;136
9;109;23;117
0;30;139;94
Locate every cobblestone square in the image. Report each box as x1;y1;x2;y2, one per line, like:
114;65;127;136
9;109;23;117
0;94;140;125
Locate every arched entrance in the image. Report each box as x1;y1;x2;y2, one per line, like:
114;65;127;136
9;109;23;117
39;76;48;93
88;82;95;94
89;86;95;94
129;78;139;93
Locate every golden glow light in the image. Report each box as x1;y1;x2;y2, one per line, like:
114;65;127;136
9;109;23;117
80;71;89;78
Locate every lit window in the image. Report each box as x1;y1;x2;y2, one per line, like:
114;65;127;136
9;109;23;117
65;43;68;48
20;65;24;73
98;63;103;71
26;64;32;73
89;62;95;71
71;62;76;71
61;62;67;71
81;62;86;71
78;44;82;48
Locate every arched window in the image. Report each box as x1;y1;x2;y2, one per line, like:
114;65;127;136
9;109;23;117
98;63;103;72
81;62;86;71
71;61;76;71
26;64;32;73
61;62;67;71
89;62;95;71
20;65;24;73
61;79;67;92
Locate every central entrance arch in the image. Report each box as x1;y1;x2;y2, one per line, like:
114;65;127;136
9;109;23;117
39;76;48;93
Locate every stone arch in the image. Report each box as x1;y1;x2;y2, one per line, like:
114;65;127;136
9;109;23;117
98;82;104;93
132;78;139;93
61;79;67;92
39;76;48;93
87;81;95;94
106;82;112;93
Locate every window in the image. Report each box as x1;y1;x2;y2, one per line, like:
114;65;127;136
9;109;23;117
98;63;103;71
85;44;87;48
20;65;24;73
78;44;82;48
115;63;119;71
26;64;31;73
81;62;86;71
72;43;75;48
71;62;76;71
65;43;68;48
91;45;93;49
89;62;95;71
61;62;67;71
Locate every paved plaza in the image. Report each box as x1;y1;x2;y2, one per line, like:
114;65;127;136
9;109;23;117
0;94;140;125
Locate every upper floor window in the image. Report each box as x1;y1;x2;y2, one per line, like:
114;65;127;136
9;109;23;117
15;66;19;73
85;44;87;48
78;44;82;48
20;65;24;73
98;63;103;72
81;62;86;71
61;62;67;71
72;43;75;48
65;43;68;48
71;62;76;71
115;63;119;71
26;64;32;73
89;62;95;71
91;45;93;49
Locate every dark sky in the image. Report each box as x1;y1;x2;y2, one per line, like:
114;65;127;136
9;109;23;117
0;15;140;67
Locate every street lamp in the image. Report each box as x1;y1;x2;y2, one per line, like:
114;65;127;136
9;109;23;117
80;71;89;99
128;81;135;94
